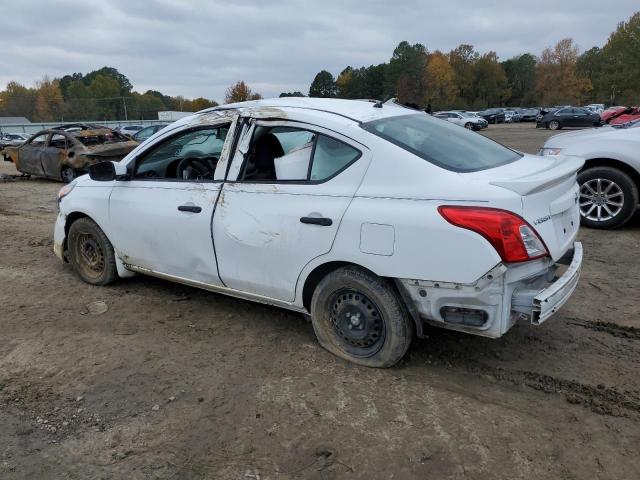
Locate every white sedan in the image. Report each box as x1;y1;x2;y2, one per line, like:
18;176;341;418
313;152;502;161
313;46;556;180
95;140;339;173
433;111;488;130
54;98;583;367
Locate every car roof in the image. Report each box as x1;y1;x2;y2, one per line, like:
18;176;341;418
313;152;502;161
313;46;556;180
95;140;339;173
200;97;418;124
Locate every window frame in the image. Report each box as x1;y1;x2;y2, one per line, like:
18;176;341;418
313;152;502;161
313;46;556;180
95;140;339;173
129;124;232;183
233;120;363;186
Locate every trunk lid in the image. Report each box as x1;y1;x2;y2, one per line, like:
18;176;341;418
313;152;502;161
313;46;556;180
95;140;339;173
466;154;584;260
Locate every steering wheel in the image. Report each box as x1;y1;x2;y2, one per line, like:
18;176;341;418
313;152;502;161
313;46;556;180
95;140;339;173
176;157;216;180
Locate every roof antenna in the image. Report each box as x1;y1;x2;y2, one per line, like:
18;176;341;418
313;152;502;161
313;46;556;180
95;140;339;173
373;95;393;108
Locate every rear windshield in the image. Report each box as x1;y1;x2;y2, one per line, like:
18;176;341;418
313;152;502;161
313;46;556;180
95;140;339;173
361;114;521;172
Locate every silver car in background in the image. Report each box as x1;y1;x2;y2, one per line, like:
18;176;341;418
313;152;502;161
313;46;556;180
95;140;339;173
433;111;488;130
540;119;640;228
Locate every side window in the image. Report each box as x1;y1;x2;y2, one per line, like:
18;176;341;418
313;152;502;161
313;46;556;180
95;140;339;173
240;125;360;183
29;134;48;146
311;135;360;181
49;134;67;149
134;125;229;181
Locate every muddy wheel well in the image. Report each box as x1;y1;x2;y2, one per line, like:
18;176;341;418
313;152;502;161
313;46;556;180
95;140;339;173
62;212;90;256
582;158;640;191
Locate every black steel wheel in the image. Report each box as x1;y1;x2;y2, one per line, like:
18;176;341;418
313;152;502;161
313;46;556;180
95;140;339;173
329;288;386;357
311;266;412;368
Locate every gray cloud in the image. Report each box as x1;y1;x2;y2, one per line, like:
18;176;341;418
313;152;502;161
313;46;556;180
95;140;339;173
1;0;637;101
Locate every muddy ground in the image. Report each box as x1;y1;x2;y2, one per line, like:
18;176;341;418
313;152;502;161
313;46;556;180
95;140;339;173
1;122;639;479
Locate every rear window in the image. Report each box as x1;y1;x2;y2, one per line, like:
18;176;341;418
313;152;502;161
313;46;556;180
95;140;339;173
361;114;521;172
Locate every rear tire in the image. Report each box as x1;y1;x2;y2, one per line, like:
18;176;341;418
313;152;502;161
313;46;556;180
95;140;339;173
577;167;638;229
68;218;117;285
549;120;560;130
310;266;412;368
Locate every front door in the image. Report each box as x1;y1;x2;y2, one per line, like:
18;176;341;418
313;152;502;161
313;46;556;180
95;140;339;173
213;120;370;302
17;132;48;175
108;122;233;285
41;133;68;179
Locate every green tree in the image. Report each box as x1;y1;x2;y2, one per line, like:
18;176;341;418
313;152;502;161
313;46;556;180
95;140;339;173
0;81;37;120
279;91;305;97
385;41;428;105
448;44;479;107
309;70;337;98
501;53;537;106
594;12;640;104
472;52;511;107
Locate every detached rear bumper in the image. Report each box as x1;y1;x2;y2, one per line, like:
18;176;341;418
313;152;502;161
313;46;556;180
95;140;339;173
526;242;582;324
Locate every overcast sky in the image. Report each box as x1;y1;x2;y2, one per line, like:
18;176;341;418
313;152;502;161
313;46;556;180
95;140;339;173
2;1;637;102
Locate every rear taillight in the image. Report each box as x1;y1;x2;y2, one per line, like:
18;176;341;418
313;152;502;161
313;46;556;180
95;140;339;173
438;206;548;263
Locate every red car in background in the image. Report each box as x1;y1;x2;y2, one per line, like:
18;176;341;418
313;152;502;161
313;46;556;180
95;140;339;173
601;106;640;125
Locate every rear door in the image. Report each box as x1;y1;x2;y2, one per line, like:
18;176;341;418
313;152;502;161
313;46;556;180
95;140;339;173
41;133;69;179
213;119;370;301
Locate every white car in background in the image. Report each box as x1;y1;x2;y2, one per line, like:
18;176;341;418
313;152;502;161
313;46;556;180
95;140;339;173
504;110;521;123
115;125;144;138
433;111;488;130
540;119;640;228
0;133;29;148
54;98;582;367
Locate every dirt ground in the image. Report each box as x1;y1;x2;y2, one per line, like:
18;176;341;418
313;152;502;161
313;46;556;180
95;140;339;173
1;122;639;479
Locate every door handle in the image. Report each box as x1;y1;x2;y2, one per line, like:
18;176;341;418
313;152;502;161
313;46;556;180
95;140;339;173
178;205;202;213
300;216;332;226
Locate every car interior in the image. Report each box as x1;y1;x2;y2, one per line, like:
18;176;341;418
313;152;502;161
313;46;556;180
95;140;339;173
134;125;229;181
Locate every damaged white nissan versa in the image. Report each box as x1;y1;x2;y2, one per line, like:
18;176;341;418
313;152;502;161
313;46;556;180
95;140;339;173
54;98;583;367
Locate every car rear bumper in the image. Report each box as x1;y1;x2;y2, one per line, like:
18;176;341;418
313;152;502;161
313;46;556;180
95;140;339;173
514;242;582;325
396;242;583;338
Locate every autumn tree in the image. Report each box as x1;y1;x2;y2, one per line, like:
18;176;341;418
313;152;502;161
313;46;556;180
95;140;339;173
34;77;64;121
224;81;262;103
423;51;457;110
535;38;591;106
385;41;428;105
309;70;337;98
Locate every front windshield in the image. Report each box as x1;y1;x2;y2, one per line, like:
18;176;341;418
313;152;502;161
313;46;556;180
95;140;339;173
361;113;522;172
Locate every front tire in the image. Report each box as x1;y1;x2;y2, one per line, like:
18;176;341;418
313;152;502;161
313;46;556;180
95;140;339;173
68;218;117;285
310;266;412;368
578;167;638;229
464;122;474;130
549;120;561;130
61;166;77;184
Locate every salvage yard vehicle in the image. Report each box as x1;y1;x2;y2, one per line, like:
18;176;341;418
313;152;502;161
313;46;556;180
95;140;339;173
536;107;602;130
0;132;29;149
2;124;138;183
132;123;170;142
540;119;640;229
477;108;506;124
54;98;583;368
433;111;488;130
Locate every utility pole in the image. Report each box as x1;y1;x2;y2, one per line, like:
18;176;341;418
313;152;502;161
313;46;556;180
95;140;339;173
122;97;128;121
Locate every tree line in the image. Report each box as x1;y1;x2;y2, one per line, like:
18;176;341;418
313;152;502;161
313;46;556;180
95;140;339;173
305;12;639;110
0;12;637;122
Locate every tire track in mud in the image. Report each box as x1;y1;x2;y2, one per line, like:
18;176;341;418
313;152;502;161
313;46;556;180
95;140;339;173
471;365;640;417
566;318;640;340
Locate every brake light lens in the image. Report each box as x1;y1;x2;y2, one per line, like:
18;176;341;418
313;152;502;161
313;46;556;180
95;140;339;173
438;206;548;263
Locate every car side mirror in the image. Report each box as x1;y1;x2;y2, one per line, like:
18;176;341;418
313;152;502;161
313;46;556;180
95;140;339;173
89;161;116;181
